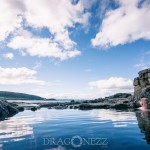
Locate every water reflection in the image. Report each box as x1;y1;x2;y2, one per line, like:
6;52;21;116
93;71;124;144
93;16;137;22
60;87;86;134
136;109;150;144
0;108;150;150
90;109;137;127
0;109;61;142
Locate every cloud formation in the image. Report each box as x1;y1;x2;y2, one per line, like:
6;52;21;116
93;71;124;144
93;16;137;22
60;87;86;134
0;0;91;60
0;0;22;41
0;67;45;85
89;77;133;97
8;34;81;60
91;0;150;47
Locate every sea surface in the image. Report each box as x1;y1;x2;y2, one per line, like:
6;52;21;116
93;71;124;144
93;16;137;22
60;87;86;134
0;108;150;150
7;99;73;103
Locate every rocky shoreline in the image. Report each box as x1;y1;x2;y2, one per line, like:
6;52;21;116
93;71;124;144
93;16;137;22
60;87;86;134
1;68;150;121
0;97;140;120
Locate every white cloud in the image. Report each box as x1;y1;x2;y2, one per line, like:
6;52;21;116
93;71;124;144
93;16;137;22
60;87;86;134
91;0;150;47
23;0;90;55
89;77;133;97
134;51;150;69
0;0;22;41
24;0;90;34
0;0;91;60
3;53;14;59
0;67;45;85
134;63;146;68
8;35;81;60
134;62;150;69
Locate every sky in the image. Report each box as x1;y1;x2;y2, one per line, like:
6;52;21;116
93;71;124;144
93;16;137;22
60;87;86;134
0;0;150;99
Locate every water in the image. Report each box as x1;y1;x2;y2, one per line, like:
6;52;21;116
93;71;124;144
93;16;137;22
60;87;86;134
7;99;73;103
0;108;150;150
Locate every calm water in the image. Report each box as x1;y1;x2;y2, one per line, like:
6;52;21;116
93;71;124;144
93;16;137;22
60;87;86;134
0;108;150;150
7;99;73;103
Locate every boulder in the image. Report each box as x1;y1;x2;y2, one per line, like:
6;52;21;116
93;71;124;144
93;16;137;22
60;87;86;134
0;100;19;119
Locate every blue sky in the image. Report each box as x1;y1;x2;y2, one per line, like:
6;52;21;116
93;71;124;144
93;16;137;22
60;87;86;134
0;0;150;99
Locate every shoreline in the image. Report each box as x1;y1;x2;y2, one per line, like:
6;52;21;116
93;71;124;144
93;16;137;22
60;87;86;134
0;98;140;121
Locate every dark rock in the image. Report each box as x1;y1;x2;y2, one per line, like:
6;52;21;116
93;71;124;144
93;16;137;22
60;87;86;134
0;100;19;119
123;101;129;104
79;104;109;109
130;101;140;108
70;100;75;103
138;69;148;75
82;100;89;103
53;105;67;109
17;106;24;111
31;107;37;111
113;103;129;109
7;105;18;114
107;93;132;99
74;106;79;109
70;106;73;109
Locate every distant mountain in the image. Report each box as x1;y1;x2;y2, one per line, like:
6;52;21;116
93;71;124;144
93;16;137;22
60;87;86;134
0;91;44;100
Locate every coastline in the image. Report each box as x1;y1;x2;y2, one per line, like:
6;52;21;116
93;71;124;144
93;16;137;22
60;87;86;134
0;98;140;121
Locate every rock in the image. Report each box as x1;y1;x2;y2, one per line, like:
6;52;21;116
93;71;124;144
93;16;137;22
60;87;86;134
79;104;109;109
53;105;67;109
82;100;89;103
70;100;75;103
7;105;18;114
140;87;150;100
0;100;19;119
17;106;24;111
31;107;37;111
107;93;132;99
113;103;129;109
138;69;148;75
134;77;140;86
123;101;129;104
70;106;73;109
74;106;79;109
134;68;150;100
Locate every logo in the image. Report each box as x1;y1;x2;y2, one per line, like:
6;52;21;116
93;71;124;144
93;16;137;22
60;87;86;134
71;135;83;148
43;135;108;148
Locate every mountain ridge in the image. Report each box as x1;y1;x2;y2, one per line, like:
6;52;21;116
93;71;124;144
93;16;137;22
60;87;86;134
0;91;44;100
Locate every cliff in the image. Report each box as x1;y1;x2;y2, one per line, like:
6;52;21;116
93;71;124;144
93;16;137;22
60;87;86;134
134;68;150;100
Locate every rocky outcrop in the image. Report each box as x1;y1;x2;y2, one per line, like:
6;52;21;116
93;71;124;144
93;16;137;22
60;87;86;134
134;68;150;100
106;93;132;99
0;100;19;120
79;98;139;110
